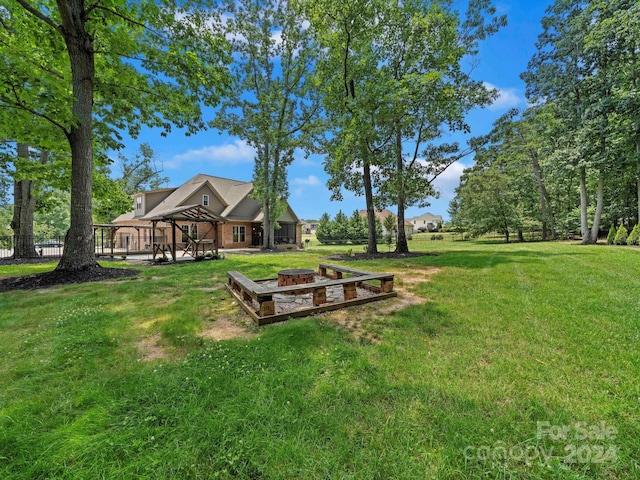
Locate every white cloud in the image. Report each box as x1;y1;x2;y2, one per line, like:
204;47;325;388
168;140;255;168
484;82;523;111
292;175;322;187
432;161;467;200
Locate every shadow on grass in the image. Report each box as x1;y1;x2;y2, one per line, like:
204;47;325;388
408;248;591;270
385;302;456;338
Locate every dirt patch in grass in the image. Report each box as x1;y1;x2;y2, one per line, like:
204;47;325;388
200;317;257;341
137;311;257;362
137;333;168;362
323;266;440;342
0;266;139;292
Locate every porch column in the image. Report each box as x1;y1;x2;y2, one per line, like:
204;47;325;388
170;220;177;262
213;221;219;256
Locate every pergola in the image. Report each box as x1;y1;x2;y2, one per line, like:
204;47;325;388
144;205;227;261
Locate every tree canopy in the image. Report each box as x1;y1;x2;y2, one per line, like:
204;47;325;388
452;0;640;242
1;0;231;269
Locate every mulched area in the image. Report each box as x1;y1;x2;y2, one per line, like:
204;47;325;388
0;258;139;293
324;251;437;261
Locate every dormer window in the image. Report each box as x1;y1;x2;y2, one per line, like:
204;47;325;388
135;196;142;210
202;194;209;206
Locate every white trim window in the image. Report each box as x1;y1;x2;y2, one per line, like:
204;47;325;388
181;225;189;243
135;196;143;210
202;194;209;206
232;225;246;243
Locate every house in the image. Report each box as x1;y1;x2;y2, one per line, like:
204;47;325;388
359;209;414;237
111;174;301;255
301;221;319;234
407;212;444;232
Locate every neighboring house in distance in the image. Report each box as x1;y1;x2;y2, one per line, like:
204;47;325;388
359;209;414;236
301;221;319;234
407;212;444;232
112;173;301;251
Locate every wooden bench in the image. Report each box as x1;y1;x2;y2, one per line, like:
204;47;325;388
318;263;371;278
227;271;275;316
318;263;394;293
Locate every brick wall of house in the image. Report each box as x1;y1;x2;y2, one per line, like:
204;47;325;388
221;222;253;248
296;224;302;246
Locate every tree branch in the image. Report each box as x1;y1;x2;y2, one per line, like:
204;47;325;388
0;96;70;139
90;5;164;39
15;0;61;32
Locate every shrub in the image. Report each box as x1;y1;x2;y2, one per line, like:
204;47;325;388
627;225;640;246
614;225;628;245
607;225;616;245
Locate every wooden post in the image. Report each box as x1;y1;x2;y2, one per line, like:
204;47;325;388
214;221;219;256
259;298;275;316
343;283;357;301
170;220;177;262
313;287;327;306
381;279;394;293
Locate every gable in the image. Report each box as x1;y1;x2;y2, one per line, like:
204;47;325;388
183;184;225;214
227;196;261;221
277;205;298;223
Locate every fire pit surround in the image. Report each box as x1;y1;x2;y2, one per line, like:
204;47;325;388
277;268;316;287
226;263;397;325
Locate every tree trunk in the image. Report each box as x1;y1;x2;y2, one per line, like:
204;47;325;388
11;144;38;258
637;175;640;226
589;174;604;243
11;146;50;258
363;157;378;254
12;179;38;258
262;200;272;250
56;0;97;271
528;148;555;240
579;166;591;244
394;127;409;254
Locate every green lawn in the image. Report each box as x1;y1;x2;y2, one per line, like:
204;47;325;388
1;242;638;479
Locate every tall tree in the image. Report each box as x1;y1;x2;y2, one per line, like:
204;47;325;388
10;144;49;257
308;0;503;254
522;0;622;244
93;143;169;224
470;106;559;240
1;0;230;270
585;0;640;224
376;0;504;253
450;165;524;243
213;0;318;249
117;143;168;196
305;0;386;254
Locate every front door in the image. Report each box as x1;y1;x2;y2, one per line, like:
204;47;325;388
251;224;262;246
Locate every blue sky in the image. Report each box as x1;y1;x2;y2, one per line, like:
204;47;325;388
114;1;553;222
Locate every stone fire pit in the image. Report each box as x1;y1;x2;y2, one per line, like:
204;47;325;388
277;268;316;287
226;264;397;325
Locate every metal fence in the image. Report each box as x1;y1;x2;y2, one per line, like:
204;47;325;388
0;235;67;259
0;234;158;260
